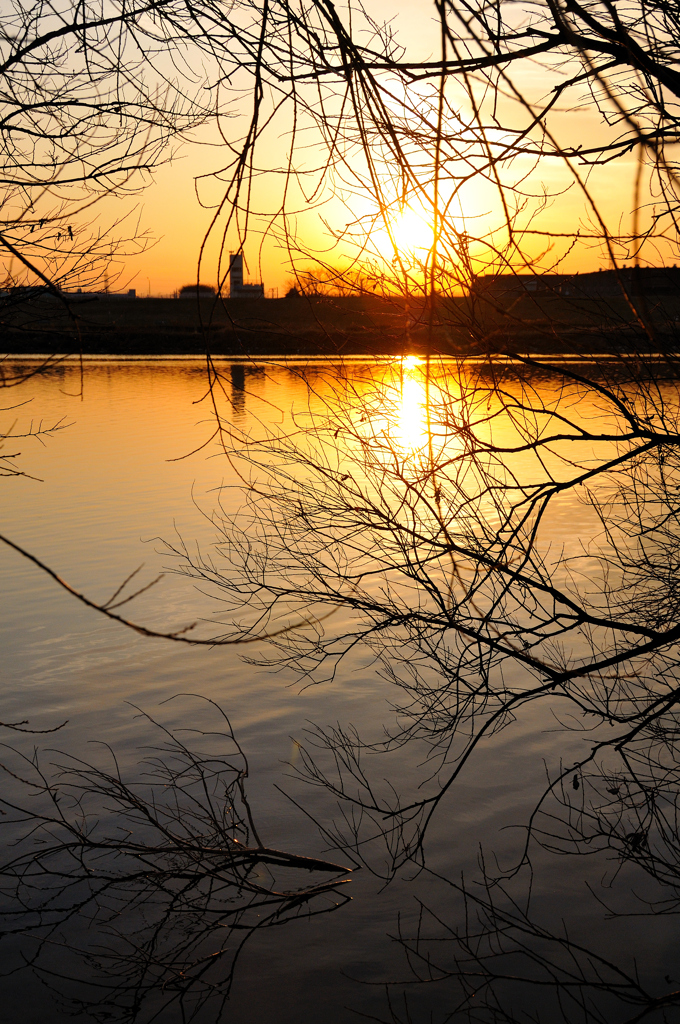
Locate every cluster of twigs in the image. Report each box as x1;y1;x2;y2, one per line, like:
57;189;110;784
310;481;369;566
363;863;680;1024
0;697;351;1022
168;358;680;856
160;351;680;1018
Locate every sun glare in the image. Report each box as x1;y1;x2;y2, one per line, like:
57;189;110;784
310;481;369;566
389;208;434;258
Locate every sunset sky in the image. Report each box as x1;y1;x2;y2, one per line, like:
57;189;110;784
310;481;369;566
97;1;660;297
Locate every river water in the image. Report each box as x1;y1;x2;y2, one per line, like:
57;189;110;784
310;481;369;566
0;357;677;1023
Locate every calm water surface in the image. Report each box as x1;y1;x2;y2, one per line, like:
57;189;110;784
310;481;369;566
0;358;676;1023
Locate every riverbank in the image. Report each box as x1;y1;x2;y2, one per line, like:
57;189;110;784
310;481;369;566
3;292;678;356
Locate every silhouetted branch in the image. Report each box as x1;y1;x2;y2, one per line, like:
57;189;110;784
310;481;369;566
0;696;352;1022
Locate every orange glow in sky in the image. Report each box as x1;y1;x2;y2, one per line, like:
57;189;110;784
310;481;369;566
84;1;664;297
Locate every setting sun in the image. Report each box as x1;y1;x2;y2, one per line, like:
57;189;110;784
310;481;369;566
388;208;434;259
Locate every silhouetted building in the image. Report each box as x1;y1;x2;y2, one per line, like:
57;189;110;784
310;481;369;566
229;253;264;299
472;266;680;302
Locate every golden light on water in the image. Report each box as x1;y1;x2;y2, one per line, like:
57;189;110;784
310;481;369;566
392;359;465;462
354;357;463;464
395;357;429;451
355;358;429;455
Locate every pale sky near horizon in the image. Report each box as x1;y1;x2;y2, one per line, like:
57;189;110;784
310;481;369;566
102;1;661;297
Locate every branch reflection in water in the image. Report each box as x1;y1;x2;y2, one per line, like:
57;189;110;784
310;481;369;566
170;354;680;1021
0;697;351;1023
4;356;680;1022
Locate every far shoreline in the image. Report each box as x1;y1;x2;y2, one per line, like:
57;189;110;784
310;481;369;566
4;352;676;364
3;292;678;359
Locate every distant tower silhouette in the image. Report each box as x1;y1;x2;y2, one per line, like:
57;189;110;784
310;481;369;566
229;252;264;299
229;253;243;295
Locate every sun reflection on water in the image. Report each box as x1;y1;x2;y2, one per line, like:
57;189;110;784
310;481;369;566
354;357;462;465
396;361;429;451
